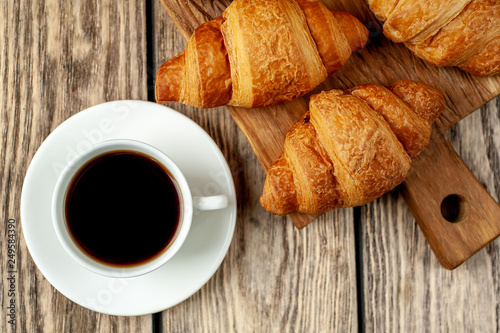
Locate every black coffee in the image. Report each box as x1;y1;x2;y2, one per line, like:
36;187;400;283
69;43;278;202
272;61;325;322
65;150;181;267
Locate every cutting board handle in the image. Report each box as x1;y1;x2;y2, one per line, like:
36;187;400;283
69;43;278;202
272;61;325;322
401;126;500;269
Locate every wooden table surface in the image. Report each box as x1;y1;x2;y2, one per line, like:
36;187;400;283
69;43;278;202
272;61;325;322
1;0;499;332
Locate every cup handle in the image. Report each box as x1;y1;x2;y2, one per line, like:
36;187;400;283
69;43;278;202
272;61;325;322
192;195;228;211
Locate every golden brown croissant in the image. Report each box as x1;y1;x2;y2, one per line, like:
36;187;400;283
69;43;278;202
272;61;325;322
368;0;500;76
155;0;369;108
259;80;444;216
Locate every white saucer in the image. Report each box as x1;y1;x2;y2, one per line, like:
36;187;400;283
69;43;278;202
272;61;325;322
20;101;237;316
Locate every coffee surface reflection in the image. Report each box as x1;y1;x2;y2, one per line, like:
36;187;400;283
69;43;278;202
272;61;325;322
65;150;181;267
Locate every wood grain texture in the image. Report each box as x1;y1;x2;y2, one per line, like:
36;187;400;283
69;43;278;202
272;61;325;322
156;0;500;229
2;0;499;332
158;1;500;331
362;99;500;332
154;3;358;331
0;0;151;331
402;126;500;269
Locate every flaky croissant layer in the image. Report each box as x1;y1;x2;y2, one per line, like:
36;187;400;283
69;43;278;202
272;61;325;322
259;80;444;216
155;0;368;108
368;0;500;76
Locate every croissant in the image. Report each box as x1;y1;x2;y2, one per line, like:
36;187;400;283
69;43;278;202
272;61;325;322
259;80;444;216
368;0;500;76
155;0;369;108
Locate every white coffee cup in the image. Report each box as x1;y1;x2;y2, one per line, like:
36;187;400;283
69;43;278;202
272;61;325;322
51;139;228;278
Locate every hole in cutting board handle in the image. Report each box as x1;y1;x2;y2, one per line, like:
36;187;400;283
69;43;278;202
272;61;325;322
441;194;468;223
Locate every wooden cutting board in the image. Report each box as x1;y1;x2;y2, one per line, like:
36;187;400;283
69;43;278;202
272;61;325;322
158;0;500;269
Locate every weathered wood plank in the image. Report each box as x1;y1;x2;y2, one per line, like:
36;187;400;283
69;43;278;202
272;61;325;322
0;0;151;331
154;4;358;331
362;98;500;331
